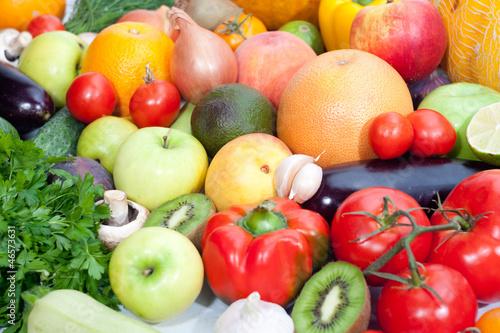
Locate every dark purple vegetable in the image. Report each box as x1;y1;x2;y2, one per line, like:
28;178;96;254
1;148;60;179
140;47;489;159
48;155;114;192
0;61;55;134
408;67;451;110
304;156;496;224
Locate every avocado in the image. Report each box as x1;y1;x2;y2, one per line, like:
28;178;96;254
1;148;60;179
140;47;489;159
32;107;87;157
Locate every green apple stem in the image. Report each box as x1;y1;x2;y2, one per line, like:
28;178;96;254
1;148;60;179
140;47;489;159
162;129;172;149
142;267;155;276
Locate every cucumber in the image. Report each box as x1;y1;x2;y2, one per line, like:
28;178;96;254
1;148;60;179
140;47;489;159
0;115;20;139
305;156;496;223
32;107;86;157
27;289;159;333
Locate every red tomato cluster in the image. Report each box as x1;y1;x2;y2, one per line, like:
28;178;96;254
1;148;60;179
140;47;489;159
369;109;456;160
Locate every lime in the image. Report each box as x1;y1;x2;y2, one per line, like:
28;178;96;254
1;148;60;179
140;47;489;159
278;20;325;55
466;102;500;165
191;83;277;158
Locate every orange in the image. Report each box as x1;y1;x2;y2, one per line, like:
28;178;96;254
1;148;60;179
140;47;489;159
475;307;500;333
81;22;174;117
277;49;414;168
0;0;66;31
229;0;321;31
433;0;499;92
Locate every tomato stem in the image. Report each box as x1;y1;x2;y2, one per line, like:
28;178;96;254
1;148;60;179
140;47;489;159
217;9;251;40
143;62;155;84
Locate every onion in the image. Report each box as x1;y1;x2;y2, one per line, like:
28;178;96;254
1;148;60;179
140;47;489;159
168;7;238;103
408;67;451;110
174;0;241;32
117;5;179;42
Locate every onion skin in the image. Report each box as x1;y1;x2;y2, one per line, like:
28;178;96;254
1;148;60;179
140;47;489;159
408;67;451;110
168;7;238;103
117;6;179;42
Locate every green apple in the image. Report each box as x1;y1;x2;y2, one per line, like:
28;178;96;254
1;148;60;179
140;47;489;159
17;30;88;108
76;116;139;174
170;102;195;135
113;127;208;211
418;82;500;160
109;226;204;323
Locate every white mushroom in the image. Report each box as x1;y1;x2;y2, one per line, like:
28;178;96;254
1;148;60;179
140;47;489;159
96;190;150;251
0;28;33;66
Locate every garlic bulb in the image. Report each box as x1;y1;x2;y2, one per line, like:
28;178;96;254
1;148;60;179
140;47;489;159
274;152;324;204
214;292;294;333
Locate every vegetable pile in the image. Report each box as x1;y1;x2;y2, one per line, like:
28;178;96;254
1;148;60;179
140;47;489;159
0;133;118;332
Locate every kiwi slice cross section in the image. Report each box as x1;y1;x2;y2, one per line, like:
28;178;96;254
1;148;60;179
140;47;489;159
292;261;371;333
143;193;216;252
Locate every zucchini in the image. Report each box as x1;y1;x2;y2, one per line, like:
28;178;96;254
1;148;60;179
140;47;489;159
304;156;496;223
27;289;159;333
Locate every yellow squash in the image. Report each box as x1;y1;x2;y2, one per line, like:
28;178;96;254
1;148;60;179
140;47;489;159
319;0;397;51
229;0;321;30
433;0;500;92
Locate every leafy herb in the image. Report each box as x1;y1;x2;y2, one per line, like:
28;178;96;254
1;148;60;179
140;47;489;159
0;133;118;332
64;0;175;35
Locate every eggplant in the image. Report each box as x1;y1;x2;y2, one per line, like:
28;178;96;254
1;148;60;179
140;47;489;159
304;156;496;224
0;61;55;134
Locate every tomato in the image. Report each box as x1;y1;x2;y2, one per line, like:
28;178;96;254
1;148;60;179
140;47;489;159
427;169;500;303
66;72;116;124
27;14;66;38
406;108;456;158
368;112;414;159
331;187;432;286
214;11;268;51
362;331;384;333
376;263;477;333
475;307;500;333
129;70;181;128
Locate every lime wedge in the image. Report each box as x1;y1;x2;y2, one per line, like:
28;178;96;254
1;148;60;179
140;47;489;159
466;102;500;165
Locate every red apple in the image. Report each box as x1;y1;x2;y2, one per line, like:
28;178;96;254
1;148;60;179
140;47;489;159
234;31;317;109
349;0;446;83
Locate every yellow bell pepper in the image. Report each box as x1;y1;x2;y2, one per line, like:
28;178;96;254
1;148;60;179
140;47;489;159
318;0;393;51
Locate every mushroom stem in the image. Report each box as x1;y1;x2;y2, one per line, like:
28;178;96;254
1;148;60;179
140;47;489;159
104;190;130;227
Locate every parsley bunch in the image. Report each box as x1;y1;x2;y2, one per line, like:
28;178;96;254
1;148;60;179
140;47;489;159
0;133;119;332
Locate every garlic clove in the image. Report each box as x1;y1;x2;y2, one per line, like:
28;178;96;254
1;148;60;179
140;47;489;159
289;162;323;204
274;154;316;197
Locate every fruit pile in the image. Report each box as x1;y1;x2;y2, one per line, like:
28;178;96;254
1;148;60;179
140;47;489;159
1;0;500;332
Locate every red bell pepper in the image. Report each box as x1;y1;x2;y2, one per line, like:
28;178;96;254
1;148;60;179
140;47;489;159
201;197;330;307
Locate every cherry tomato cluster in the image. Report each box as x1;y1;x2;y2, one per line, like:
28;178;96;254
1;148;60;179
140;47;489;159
331;169;500;332
369;109;456;160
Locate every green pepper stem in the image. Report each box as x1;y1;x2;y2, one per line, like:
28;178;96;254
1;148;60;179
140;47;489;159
238;200;288;237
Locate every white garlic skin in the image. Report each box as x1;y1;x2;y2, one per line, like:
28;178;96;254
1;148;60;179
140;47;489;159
274;154;316;198
289;162;323;204
213;291;294;333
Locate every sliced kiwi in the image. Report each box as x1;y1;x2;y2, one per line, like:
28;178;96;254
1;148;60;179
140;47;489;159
143;193;216;252
292;261;371;333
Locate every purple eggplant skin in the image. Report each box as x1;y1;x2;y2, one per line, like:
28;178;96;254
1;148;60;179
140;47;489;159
0;61;56;134
48;155;115;192
303;155;496;224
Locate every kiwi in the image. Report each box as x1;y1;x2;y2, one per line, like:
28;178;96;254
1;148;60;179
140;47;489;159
143;193;216;252
291;261;371;333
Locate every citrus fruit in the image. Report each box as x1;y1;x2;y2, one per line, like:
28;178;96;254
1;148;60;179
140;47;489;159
80;22;174;118
191;83;276;158
475;307;500;333
277;49;414;168
0;0;66;31
278;20;324;55
466;102;500;166
229;0;321;30
204;133;292;211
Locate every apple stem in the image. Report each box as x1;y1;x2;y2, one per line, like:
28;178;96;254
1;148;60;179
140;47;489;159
162;129;171;149
142;267;155;276
387;0;394;3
